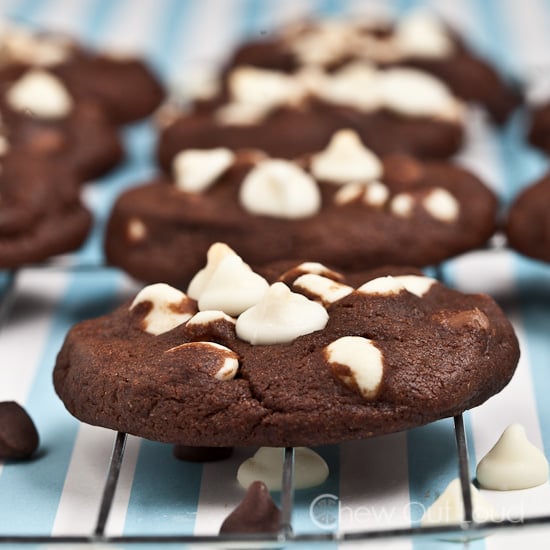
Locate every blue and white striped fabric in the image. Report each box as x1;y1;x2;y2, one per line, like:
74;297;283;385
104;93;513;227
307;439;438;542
1;1;550;548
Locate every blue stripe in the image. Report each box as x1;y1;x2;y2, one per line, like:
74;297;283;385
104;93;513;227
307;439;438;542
6;0;48;25
0;268;122;533
123;440;203;535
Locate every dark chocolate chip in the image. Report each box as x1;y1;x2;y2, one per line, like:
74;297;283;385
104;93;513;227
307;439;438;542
219;481;281;534
0;402;39;460
173;445;233;462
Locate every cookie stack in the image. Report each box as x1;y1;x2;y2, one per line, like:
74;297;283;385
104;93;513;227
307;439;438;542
0;21;164;269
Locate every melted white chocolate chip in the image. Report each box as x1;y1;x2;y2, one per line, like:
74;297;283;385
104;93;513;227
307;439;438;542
237;447;329;491
6;69;73;118
325;336;384;399
239;159;321;219
293;273;353;304
358;275;436;297
310;129;383;184
476;424;549;490
236;282;328;345
187;242;237;299
172;148;235;193
130;283;195;335
195;254;269;317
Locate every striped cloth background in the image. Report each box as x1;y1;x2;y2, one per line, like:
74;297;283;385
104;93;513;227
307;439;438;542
1;0;550;548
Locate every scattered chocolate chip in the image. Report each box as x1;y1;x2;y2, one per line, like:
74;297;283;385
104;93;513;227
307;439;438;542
219;481;281;534
0;401;39;460
173;445;233;462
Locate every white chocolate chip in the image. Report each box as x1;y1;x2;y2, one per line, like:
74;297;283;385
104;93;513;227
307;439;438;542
294;262;338;277
421;478;500;526
334;182;364;205
396;12;453;59
186;310;236;326
381;68;462;121
309;62;382;112
214;101;268;125
422;187;460;222
187;242;237;300
390;192;415;218
127;218;147;242
358;275;435;297
6;69;73;118
476;424;549;490
392;275;436;297
165;341;239;380
325;336;383;399
364;180;390;207
236;282;328;345
172;148;235;193
239;159;321;219
228;66;307;111
293;273;353;304
310;129;383;184
196;254;269;316
130;283;195;335
237;447;329;491
289;20;351;66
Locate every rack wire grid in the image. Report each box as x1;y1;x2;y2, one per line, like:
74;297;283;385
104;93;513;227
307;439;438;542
1;255;550;548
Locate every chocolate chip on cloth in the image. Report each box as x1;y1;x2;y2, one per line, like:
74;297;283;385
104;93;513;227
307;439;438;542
217;12;521;124
0;402;39;460
108;130;497;288
157;60;466;167
219;481;281;534
0;151;92;268
0;68;124;181
53;242;519;447
0;21;164;125
506;173;550;263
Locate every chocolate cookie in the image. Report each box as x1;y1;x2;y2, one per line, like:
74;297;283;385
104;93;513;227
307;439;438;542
0;151;92;268
0;67;124;181
527;102;550;155
506;173;550;262
53;243;519;447
221;12;521;124
157;62;465;167
109;130;497;287
0;22;164;125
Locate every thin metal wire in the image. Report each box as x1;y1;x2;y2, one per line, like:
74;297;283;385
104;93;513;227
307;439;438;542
280;447;295;537
454;414;474;523
93;432;128;537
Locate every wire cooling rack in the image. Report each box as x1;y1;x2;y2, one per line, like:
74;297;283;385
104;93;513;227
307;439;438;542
1;260;550;546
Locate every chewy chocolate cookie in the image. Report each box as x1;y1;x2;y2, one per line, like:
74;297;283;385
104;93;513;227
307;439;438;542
220;12;520;124
506;173;550;262
527;102;550;155
157;61;465;167
0;22;164;125
54;243;519;447
108;130;497;287
0;151;92;268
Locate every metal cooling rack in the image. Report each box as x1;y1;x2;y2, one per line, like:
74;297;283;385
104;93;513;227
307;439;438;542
1;260;550;546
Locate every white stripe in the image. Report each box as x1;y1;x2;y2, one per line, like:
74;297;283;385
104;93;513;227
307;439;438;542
0;269;68;402
90;0;166;54
32;0;95;34
51;425;118;535
339;434;412;549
